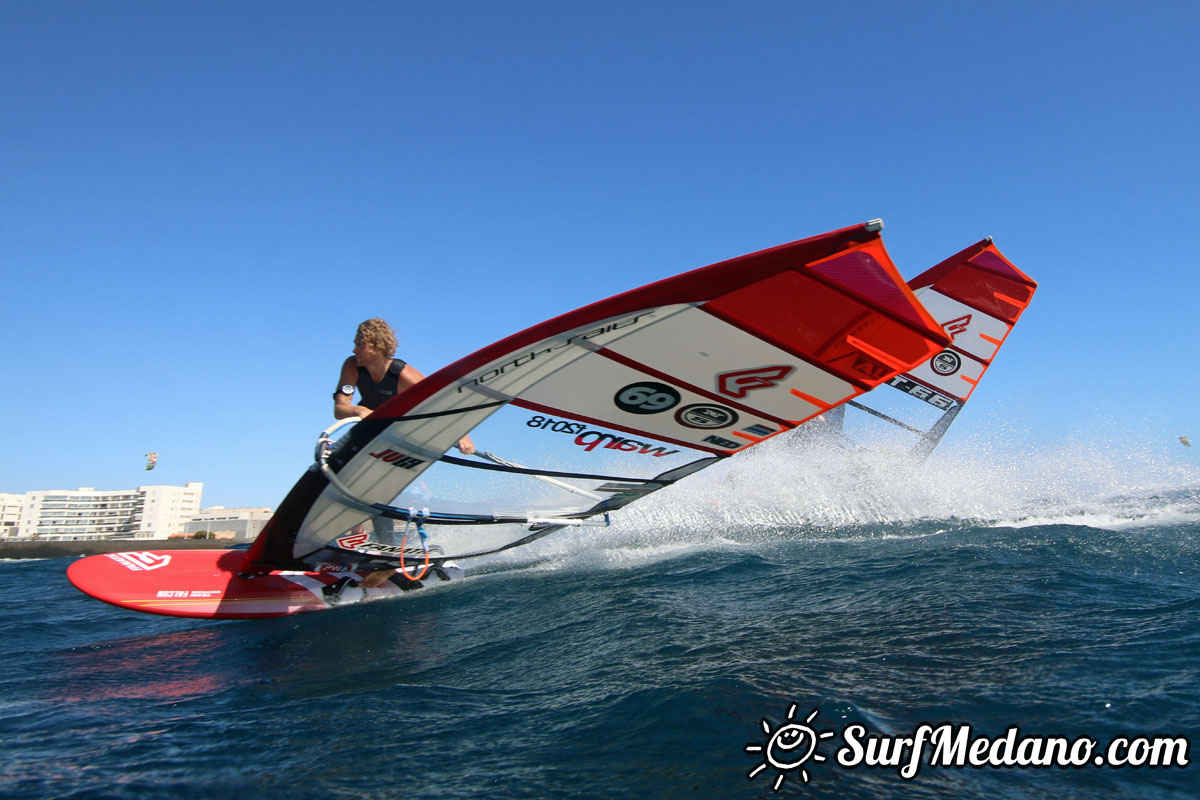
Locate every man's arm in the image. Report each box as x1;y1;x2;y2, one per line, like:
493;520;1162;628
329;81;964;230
396;363;424;392
333;357;374;419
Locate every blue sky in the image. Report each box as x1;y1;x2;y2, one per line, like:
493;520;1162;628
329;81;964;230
3;1;1197;508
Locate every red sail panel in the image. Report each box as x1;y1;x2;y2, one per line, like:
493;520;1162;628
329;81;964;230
899;239;1037;402
704;271;944;388
910;240;1037;325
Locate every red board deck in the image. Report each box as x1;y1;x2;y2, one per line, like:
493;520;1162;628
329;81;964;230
67;549;424;619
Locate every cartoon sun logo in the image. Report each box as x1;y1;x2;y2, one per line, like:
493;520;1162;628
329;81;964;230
746;704;836;790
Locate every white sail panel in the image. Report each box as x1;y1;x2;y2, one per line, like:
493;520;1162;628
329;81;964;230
603;306;858;416
448;306;693;402
293;308;696;556
911;287;1011;362
901;348;985;401
515;350;782;453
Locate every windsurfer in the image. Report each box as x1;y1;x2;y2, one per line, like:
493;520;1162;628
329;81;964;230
334;318;473;590
334;317;476;455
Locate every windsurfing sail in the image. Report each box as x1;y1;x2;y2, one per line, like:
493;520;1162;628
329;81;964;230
243;221;953;575
1181;436;1192;448
825;238;1037;459
145;452;158;471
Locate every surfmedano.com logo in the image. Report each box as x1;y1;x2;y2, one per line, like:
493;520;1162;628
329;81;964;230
745;703;1191;789
745;704;837;790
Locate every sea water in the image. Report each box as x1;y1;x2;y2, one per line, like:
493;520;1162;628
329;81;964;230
1;440;1197;799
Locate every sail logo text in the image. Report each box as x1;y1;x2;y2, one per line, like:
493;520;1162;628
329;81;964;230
943;314;972;338
367;449;425;470
458;313;653;393
527;415;679;457
930;350;962;376
888;376;955;410
336;533;371;550
106;551;171;571
575;431;680;456
716;365;794;398
334;534;417;558
829;352;890;380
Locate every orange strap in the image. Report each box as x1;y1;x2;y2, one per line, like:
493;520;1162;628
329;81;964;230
395;520;431;581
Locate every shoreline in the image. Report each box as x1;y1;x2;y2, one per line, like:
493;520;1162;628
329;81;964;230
0;539;248;560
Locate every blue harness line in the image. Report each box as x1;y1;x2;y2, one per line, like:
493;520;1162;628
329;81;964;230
400;507;431;555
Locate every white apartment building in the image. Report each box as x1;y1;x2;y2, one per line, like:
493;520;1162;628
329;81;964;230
6;483;204;541
0;493;23;539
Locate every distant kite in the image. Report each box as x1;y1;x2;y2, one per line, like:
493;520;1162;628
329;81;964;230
145;452;158;470
1180;437;1191;448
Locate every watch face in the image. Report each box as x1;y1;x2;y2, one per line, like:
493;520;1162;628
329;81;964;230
340;384;355;396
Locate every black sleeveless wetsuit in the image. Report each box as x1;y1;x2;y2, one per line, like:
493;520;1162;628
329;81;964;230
356;358;408;409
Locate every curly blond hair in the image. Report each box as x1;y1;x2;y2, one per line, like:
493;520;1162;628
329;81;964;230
355;318;398;357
